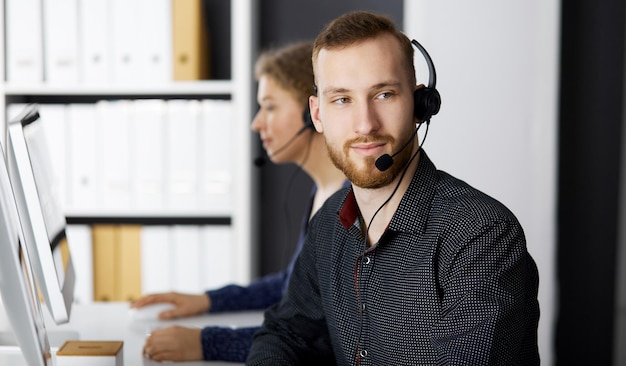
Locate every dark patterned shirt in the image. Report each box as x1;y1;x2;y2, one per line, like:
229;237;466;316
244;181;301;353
247;151;540;365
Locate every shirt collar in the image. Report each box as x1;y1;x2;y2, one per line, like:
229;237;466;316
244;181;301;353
339;188;359;229
337;150;438;234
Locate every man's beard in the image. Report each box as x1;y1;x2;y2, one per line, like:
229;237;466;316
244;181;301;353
326;135;414;189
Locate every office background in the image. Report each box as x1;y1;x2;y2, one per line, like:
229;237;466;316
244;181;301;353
1;0;624;365
256;1;626;365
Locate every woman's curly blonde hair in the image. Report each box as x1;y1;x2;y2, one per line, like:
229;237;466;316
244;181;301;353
254;41;315;108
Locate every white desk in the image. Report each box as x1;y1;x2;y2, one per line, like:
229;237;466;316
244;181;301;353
0;302;264;365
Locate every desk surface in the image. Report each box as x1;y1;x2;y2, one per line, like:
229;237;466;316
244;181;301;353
0;302;264;365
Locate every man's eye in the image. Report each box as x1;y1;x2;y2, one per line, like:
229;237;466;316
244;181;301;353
333;97;349;105
377;92;393;100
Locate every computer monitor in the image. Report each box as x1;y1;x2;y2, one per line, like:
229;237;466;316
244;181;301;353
0;140;52;366
6;104;75;324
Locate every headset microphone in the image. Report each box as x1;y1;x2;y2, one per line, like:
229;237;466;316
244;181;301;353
254;107;315;167
374;127;419;171
253;156;266;167
375;39;441;172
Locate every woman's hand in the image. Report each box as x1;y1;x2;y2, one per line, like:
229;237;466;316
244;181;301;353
143;325;203;361
131;292;211;319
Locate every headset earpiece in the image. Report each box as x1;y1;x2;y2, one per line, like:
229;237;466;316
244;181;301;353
411;39;441;123
302;105;315;130
413;87;441;123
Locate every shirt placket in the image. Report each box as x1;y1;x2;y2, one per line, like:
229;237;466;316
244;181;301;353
355;245;375;366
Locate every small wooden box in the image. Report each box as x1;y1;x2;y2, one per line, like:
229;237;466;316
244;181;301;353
56;340;123;366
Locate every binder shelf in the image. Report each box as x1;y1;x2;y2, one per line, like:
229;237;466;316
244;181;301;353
1;0;257;286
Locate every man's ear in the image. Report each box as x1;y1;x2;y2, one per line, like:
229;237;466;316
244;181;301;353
309;96;324;133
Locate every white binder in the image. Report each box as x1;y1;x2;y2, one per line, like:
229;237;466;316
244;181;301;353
5;0;44;82
66;225;94;304
43;0;79;83
132;100;166;211
138;0;173;83
200;225;234;289
171;225;202;293
164;100;201;212
199;100;234;215
111;0;140;83
95;100;133;211
66;104;98;213
140;226;173;294
78;0;113;84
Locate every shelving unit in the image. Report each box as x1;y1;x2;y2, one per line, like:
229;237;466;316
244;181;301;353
2;81;234;97
0;0;258;290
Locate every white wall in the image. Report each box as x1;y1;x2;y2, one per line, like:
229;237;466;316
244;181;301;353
404;1;559;365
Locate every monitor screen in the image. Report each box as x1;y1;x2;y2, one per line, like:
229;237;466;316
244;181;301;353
0;140;51;366
6;104;75;324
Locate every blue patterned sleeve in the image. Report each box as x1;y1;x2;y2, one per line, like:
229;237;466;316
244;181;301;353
202;185;329;361
202;326;259;362
206;270;287;313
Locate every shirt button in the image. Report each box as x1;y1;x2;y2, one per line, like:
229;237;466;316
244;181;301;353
360;349;368;358
362;303;366;311
364;256;371;264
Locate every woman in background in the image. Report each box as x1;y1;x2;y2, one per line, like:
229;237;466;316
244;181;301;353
132;41;347;362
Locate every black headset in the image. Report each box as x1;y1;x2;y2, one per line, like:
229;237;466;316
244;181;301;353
411;39;441;123
302;104;315;130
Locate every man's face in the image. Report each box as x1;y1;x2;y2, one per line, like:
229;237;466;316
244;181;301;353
310;34;417;189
